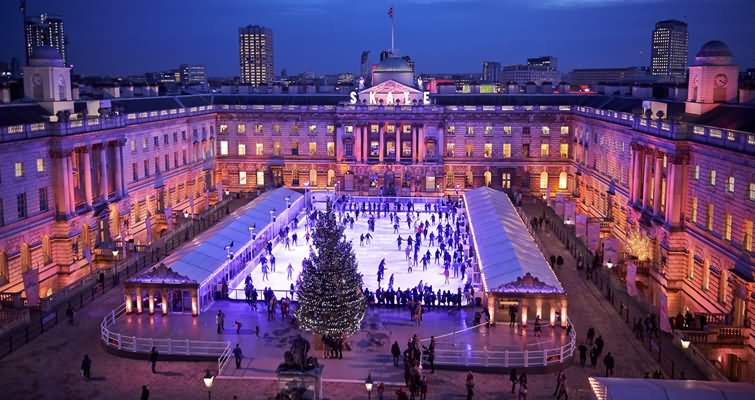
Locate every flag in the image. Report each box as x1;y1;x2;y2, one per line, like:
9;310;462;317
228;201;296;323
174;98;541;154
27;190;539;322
626;262;638;297
658;290;672;333
22;267;39;306
388;6;394;18
20;0;26;13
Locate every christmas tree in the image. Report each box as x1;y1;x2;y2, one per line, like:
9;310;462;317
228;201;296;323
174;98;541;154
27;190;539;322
295;200;366;336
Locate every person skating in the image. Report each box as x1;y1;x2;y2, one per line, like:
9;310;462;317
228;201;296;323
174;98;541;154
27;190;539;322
578;344;587;367
391;341;401;367
509;368;518;393
149;346;159;373
216;310;225;334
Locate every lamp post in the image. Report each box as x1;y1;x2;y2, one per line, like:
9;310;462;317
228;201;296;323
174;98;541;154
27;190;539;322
606;261;614;270
304;181;310;210
203;370;214;400
680;337;691;349
365;373;374;400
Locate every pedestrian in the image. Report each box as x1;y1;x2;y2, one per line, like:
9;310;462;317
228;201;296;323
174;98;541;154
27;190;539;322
216;310;224;334
235;320;242;335
233;343;243;368
427;336;435;373
465;371;475;400
509;368;518;393
518;373;528;400
419;375;428;400
287;263;294;280
590;347;598;368
556;373;568;400
149;346;159;373
66;303;75;325
255;325;260;337
603;352;615;376
140;385;150;400
80;354;92;379
586;327;595;345
391;341;401;367
554;370;564;396
578;344;587;367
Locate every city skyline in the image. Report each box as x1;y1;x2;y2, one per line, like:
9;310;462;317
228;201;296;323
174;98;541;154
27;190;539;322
1;0;754;77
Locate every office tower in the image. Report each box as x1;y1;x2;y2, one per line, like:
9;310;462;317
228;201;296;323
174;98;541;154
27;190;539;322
180;64;208;85
650;20;688;81
482;61;501;82
239;25;273;86
24;13;67;66
527;56;558;71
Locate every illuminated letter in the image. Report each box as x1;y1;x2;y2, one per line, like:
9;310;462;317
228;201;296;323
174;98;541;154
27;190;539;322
349;91;357;104
369;91;376;105
386;92;394;105
423;91;430;105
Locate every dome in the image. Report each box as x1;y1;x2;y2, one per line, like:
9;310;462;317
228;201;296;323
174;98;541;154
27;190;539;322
29;46;65;67
696;41;732;58
693;40;734;66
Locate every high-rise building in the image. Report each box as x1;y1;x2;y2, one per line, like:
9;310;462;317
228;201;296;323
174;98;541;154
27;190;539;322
239;25;273;86
482;61;501;82
650;20;688;81
24;14;67;66
180;64;208;85
527;56;558;71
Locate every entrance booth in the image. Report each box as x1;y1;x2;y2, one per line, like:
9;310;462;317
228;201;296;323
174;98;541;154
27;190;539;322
124;263;199;316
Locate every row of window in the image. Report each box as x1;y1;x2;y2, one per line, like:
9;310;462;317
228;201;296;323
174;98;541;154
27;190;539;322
447;125;569;136
690;198;754;251
129;126;214;154
218;141;335;157
446;143;569;159
219;123;337;136
12;159;46;178
693;164;755;200
0;188;49;226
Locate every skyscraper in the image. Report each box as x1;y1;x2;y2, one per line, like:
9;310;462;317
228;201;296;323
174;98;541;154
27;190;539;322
24;13;67;66
239;25;273;86
650;20;688;81
482;61;501;82
180;64;208;85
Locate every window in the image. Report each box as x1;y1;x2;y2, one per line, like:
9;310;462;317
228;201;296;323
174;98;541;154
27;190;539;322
691;197;698;223
309;124;317;134
130;140;136;152
327;142;335;157
726;176;735;193
709;170;716;186
219;124;228;134
182;130;187;141
237;124;246;135
503;126;512;135
239;171;247;185
446;143;455;157
744;220;753;252
522;144;530;158
465;144;473;157
539;172;548;189
238;144;246;156
36;158;45;173
291;141;299;156
164;154;170;171
401;141;411;157
144;160;150;177
559;172;568;190
540;143;550;157
182;150;187;165
273;141;281;156
256;171;265;186
0;199;4;226
273;124;281;135
386;125;395;134
694;165;700;180
163;134;169;145
38;188;48;211
523;127;530;135
502;173;511;189
14;162;23;177
173;132;178;143
153;136;159;147
403;125;412;134
483;143;492;158
308;142;317;156
327;125;335;134
724;213;732;241
255;124;264;134
541;126;550;136
142;136;148;150
484;126;493;136
345;125;354;134
132;163;138;181
219;140;229;155
16;192;27;218
750;182;755;201
503;143;512;158
173;152;179;168
559;143;569;159
154;157;160;174
706;203;714;231
466;126;474;136
254;143;263;156
560;126;569;135
447;125;455;135
371;124;379;134
345;141;353;157
425;176;436;191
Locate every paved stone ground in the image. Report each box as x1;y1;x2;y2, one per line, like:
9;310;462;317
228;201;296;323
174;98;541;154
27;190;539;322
0;202;684;400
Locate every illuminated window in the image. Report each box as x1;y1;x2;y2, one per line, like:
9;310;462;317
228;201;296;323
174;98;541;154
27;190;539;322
540;143;550;157
386;125;395;134
709;170;716;186
239;171;247;185
691;197;698;223
219;124;228;134
403;125;412;134
142;136;148;149
309;124;317;134
327;142;335;157
559;144;569;159
291;141;299;156
724;213;732;241
255;143;263;156
446;143;455;157
130;140;136;152
345;125;353;134
706;203;714;231
465;144;473;157
539;171;548;189
744;220;753;252
541;126;550;136
273;141;281;156
466;126;474;136
559;172;568;190
36;159;45;173
309;142;317;156
693;165;699;180
238;144;246;156
256;171;265;186
273;124;281;134
750;183;755;201
502;173;511;189
14;162;23;177
327;125;335;134
726;176;735;193
237;124;246;135
502;143;511;158
447;125;455;135
483;144;492;158
484;126;493;136
425;176;436;191
484;171;492;187
371;124;379;134
560;126;569;135
219;141;228;155
503;126;512;135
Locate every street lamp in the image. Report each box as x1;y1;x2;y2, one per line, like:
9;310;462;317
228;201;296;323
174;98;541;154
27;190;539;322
203;370;214;400
680;338;691;349
365;373;374;400
606;261;614;269
183;209;189;219
304;181;310;210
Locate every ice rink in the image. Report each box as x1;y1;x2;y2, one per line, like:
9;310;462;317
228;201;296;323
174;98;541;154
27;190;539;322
232;200;470;297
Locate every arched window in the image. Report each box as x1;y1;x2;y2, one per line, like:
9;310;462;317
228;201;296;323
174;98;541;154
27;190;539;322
327;169;336;187
539;171;549;189
484;171;492;187
19;243;31;273
309;169;318;187
559;171;568;190
0;252;8;284
42;235;51;264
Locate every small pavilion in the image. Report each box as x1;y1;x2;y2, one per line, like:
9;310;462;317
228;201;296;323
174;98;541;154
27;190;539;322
124;263;199;316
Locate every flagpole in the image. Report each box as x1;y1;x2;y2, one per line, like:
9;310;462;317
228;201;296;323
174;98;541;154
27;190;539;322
390;14;395;54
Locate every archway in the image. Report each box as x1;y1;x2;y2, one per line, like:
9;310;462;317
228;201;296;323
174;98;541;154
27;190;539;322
484;171;492;187
327;169;336;187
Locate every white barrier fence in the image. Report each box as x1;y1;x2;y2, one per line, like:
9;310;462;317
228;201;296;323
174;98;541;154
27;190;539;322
100;303;230;371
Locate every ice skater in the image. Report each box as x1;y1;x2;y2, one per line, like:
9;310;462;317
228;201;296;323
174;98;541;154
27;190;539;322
262;264;269;281
287;263;294;280
397;235;403;250
270;255;276;272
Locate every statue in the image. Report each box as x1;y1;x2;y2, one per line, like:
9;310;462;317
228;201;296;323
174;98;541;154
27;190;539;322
417;76;423;89
358;76;365;90
278;334;319;372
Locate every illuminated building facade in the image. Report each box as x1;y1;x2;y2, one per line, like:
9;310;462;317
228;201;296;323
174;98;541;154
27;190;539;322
651;19;688;81
238;25;273;86
24;13;67;66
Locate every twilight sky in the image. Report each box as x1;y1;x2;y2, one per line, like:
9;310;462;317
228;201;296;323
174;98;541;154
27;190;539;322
1;0;753;78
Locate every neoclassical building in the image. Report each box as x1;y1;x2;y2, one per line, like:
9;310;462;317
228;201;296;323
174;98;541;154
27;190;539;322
0;44;753;379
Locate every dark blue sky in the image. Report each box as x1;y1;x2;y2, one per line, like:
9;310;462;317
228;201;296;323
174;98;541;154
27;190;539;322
2;0;753;77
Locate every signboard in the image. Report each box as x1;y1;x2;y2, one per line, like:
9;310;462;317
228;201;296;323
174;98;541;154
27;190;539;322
658;290;672;333
554;194;565;217
22;268;40;306
602;237;620;266
587;221;601;252
575;214;587;238
563;200;576;224
349;79;430;106
626;262;638;297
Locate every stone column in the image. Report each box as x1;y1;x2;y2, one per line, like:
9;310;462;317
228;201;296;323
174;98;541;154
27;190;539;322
665;153;687;226
642;150;653;209
191;287;199;316
125;290;133;314
82;146;94;207
99;143;110;200
653;153;663;216
136;287;143;314
487;295;496;324
362;126;369;162
418;125;425;162
395;125;401;163
115;139;126;197
412;126;418;163
147;288;155;315
560;303;568;328
354;125;361;162
520;304;528;326
335;125;344;162
630;144;643;204
161;288;169;315
63;153;76;214
378;125;384;163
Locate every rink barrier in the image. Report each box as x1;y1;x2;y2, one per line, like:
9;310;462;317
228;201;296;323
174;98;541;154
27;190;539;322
418;318;576;369
99;303;231;364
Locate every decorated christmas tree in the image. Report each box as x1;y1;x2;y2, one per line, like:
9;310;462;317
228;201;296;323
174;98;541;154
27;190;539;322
295;200;366;336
